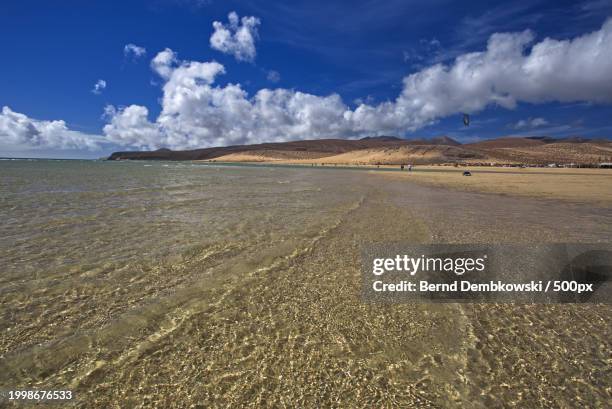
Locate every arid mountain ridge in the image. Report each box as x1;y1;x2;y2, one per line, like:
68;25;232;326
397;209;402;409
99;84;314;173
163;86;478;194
108;135;612;165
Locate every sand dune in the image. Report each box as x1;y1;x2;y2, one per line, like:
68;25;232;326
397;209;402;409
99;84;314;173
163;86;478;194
469;141;612;164
465;136;547;149
216;141;612;166
110;136;612;166
215;145;487;165
215;149;332;162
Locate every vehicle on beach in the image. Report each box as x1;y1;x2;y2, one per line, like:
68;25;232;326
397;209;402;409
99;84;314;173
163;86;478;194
463;171;472;176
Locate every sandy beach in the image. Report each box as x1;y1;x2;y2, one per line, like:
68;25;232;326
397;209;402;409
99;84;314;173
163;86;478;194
378;166;612;205
203;160;612;205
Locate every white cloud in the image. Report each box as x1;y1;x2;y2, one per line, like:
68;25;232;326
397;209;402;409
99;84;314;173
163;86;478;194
0;106;103;150
513;117;549;129
102;105;162;148
266;70;280;83
102;18;612;150
398;18;612;120
103;48;355;149
92;79;107;95
150;48;178;79
7;17;612;153
124;43;147;59
210;11;260;62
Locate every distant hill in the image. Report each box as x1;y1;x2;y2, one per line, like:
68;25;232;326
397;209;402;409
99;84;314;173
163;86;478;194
428;136;461;146
465;137;546;149
359;135;403;142
465;137;612;164
108;136;450;161
108;137;410;161
108;135;612;165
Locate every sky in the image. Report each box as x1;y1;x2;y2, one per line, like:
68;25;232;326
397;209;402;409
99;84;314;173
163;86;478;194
1;0;612;158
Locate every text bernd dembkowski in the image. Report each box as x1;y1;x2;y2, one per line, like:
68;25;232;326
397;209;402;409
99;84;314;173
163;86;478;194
373;280;546;293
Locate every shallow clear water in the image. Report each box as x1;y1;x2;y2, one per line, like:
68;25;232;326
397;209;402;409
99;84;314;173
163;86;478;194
1;160;368;352
1;160;358;282
0;159;610;408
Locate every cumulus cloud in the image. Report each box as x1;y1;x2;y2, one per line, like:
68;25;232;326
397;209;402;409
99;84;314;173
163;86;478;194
103;105;162;148
0;106;103;150
9;17;612;153
92;79;107;95
513;117;549;129
405;18;612;115
101;18;612;150
124;43;147;59
210;11;260;62
150;48;178;79
104;48;356;149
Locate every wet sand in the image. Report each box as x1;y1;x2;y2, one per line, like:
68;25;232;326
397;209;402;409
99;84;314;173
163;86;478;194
1;162;611;408
379;166;612;206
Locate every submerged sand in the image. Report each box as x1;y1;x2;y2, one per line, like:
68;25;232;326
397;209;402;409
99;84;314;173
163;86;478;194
1;161;610;408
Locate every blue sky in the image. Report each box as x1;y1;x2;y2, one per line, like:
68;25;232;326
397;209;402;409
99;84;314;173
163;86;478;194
1;0;612;158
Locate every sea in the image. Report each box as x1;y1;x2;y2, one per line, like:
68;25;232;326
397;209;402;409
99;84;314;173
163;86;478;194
1;159;610;407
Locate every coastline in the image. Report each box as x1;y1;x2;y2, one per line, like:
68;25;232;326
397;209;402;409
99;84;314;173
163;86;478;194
196;159;612;205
